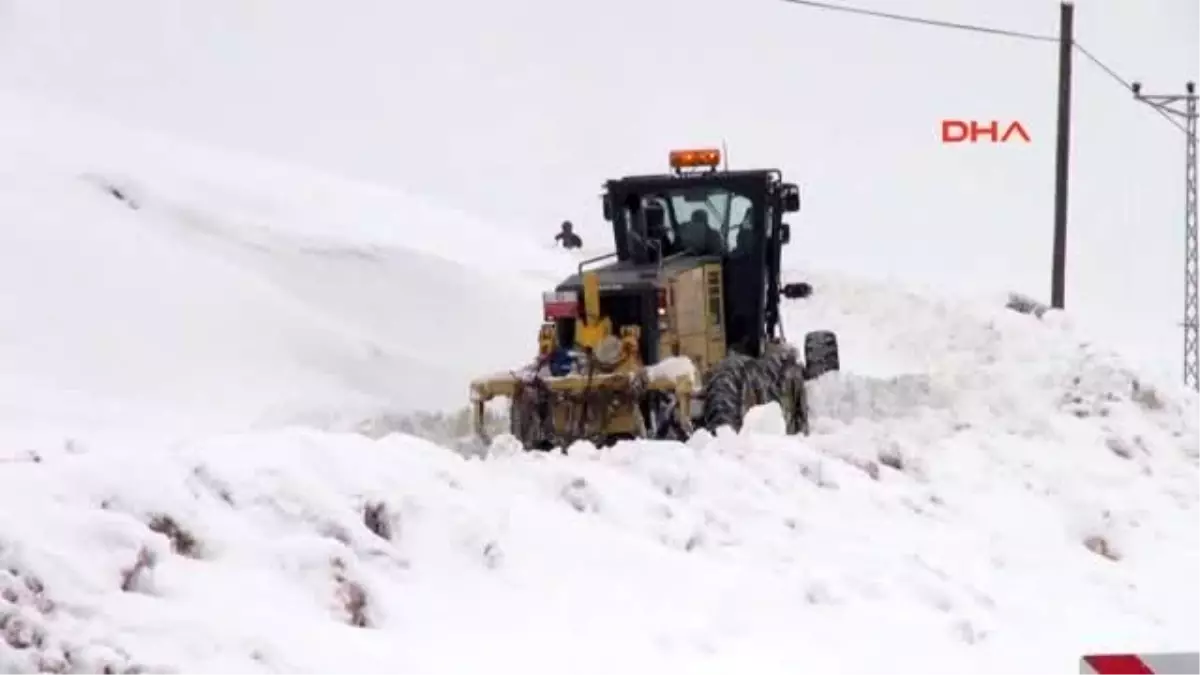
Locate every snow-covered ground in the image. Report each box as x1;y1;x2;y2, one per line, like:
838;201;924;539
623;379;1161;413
1;90;1197;673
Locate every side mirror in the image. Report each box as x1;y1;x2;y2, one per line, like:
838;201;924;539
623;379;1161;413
779;222;791;245
601;194;613;221
781;184;801;213
781;282;812;299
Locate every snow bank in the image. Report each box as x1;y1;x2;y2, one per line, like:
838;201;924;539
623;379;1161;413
0;269;1194;673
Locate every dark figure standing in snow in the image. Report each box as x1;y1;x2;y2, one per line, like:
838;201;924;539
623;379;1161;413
554;220;582;250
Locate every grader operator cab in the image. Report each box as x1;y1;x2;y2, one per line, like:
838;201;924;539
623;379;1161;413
469;148;840;450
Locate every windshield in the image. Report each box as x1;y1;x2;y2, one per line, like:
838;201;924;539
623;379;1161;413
653;187;755;256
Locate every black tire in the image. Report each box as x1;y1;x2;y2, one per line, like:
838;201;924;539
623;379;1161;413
803;330;840;381
702;352;754;432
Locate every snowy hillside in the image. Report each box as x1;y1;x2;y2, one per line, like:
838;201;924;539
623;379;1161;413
0;89;1197;673
0;92;580;441
1;0;1194;376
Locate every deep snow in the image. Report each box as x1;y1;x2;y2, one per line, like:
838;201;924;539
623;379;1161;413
0;90;1197;673
1;345;1196;673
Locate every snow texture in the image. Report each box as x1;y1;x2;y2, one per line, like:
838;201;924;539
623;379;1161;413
646;356;699;386
0;91;1197;674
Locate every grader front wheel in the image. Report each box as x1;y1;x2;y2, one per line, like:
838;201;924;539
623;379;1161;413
508;381;555;451
701;348;813;436
701;352;755;433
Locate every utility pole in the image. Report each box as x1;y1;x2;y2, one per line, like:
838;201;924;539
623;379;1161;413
1050;1;1074;310
1132;80;1199;392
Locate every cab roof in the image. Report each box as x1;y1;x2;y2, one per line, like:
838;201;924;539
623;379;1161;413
604;168;782;190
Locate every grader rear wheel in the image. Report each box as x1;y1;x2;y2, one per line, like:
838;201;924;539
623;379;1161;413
803;330;840;380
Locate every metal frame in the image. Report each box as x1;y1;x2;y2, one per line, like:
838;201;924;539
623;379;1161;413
1133;81;1198;391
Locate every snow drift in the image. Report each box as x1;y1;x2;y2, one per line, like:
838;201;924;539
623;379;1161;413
0;92;580;441
1;340;1194;673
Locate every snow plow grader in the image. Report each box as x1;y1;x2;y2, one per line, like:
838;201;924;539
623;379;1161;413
470;148;841;450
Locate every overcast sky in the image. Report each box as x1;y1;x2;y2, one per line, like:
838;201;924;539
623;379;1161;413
0;0;1196;380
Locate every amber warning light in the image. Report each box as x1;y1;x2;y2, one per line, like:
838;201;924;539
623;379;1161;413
669;148;721;170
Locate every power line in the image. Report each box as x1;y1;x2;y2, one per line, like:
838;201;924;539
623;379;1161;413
1074;43;1188;135
777;0;1191;137
778;0;1196;388
777;0;1057;42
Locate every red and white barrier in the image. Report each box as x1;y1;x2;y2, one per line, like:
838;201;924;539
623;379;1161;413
1081;652;1199;674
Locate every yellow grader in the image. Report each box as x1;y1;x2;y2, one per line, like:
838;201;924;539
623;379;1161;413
470;149;841;450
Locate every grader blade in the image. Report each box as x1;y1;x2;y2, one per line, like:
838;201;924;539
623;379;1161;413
469;368;694;450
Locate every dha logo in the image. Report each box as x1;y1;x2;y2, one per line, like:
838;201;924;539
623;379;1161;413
941;119;1031;144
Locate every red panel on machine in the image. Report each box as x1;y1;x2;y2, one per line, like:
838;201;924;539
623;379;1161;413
543;291;579;320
